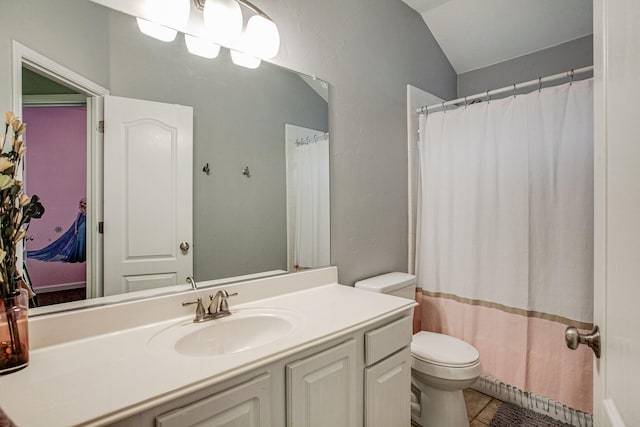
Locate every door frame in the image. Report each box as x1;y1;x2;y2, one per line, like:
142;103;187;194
592;0;607;424
11;41;109;299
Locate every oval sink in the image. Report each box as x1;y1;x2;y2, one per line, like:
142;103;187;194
149;309;298;357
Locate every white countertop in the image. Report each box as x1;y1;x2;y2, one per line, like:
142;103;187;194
0;283;414;426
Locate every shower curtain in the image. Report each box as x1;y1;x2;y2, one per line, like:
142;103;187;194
293;136;330;268
416;79;594;412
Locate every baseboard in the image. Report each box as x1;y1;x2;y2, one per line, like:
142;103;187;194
34;282;86;293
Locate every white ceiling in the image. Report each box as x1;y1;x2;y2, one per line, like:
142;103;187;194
402;0;593;74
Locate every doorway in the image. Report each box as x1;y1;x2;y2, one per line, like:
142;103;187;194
22;69;88;305
12;41;108;304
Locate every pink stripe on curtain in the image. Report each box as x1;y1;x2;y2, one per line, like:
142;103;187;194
417;293;593;412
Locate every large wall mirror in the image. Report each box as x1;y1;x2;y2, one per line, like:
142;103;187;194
1;0;330;315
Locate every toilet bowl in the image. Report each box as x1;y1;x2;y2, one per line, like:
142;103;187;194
355;272;482;427
410;331;482;427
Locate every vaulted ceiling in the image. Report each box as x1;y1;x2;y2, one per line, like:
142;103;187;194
401;0;593;74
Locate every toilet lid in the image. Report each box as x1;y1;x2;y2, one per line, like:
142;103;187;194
411;331;479;367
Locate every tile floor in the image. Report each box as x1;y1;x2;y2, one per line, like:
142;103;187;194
464;388;502;426
411;388;502;427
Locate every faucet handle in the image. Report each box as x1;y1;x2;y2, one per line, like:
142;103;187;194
219;292;238;313
182;297;206;322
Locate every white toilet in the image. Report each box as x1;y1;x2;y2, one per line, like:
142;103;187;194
355;272;482;427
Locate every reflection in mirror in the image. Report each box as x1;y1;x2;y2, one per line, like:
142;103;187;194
2;0;329;315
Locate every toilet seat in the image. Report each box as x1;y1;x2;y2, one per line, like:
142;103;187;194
411;331;479;366
410;331;482;381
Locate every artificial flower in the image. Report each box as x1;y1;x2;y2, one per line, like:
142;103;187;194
0;158;13;173
13;229;25;244
10;119;22;134
15;123;26;136
0;175;13;190
4;112;15;126
0;113;43;302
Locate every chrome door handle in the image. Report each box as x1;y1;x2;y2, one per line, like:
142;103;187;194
565;325;601;358
180;242;190;252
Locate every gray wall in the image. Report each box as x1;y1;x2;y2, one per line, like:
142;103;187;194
106;11;328;280
457;35;593;98
265;0;457;285
1;0;457;287
0;1;111;101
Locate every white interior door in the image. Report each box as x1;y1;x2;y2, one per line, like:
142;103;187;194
592;0;640;425
103;95;193;296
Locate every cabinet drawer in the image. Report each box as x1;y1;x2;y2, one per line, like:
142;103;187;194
365;316;412;366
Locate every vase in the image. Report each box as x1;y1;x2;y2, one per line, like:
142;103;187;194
0;289;29;375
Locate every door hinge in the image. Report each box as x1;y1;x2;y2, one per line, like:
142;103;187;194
98;120;104;133
98;222;104;234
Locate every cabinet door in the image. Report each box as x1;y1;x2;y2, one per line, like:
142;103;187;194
364;347;411;427
155;374;271;427
286;339;357;427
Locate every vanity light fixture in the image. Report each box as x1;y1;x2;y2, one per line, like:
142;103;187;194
137;0;280;67
185;34;221;58
202;0;243;45
136;18;179;42
137;0;191;42
195;0;280;59
230;50;261;69
243;14;280;59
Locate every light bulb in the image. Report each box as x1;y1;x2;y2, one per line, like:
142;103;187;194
136;18;178;42
145;0;190;29
185;35;221;58
244;15;280;59
230;50;261;69
203;0;243;45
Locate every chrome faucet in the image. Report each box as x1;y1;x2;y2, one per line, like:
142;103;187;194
208;289;238;316
182;289;238;323
186;276;198;290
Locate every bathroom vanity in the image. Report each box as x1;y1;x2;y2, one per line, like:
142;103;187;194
0;268;415;426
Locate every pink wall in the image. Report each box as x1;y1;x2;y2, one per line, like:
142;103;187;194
23;107;87;290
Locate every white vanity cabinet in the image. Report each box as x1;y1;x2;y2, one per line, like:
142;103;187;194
0;272;421;427
108;313;413;427
286;339;358;427
363;316;413;427
154;374;272;427
364;347;412;427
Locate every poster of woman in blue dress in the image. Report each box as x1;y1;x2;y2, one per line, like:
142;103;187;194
27;198;86;263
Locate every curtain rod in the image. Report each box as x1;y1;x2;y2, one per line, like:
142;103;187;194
416;65;594;114
295;132;329;146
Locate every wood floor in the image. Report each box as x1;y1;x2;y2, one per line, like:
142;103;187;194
33;288;86;307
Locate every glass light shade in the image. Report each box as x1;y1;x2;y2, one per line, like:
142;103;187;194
230;50;261;69
244;15;280;59
203;0;243;44
145;0;191;29
185;35;221;58
136;18;178;42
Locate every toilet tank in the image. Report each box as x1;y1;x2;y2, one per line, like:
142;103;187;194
354;272;416;300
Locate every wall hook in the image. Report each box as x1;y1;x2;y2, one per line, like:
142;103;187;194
242;166;251;178
202;163;211;175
